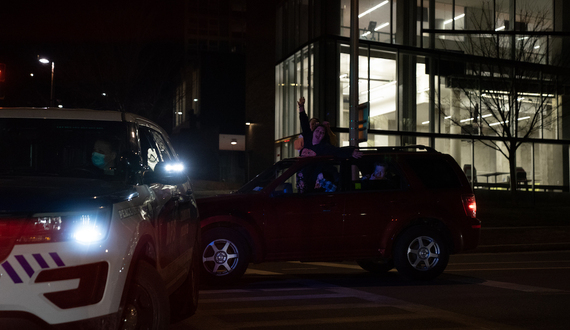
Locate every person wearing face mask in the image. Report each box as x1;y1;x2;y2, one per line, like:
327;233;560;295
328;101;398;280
92;139;117;175
298;96;362;159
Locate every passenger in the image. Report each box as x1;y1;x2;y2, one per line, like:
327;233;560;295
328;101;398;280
314;171;337;192
298;96;362;159
92;139;117;175
363;162;388;180
299;147;316;157
294;117;320;151
322;121;338;147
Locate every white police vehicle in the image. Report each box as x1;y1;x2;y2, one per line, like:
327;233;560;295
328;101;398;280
0;108;200;329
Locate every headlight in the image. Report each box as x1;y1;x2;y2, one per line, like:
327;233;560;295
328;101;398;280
17;209;111;244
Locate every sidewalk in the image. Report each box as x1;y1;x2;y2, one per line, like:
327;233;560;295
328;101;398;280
473;226;570;253
474;190;570;253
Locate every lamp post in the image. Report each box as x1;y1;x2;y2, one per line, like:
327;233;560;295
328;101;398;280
38;57;55;107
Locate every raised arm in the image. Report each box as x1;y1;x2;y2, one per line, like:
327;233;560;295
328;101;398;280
298;97;312;139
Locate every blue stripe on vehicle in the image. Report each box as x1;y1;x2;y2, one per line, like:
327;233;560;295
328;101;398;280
49;252;65;267
15;255;34;278
1;261;23;284
33;254;49;269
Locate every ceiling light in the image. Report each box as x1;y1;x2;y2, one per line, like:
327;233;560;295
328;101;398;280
358;1;388;18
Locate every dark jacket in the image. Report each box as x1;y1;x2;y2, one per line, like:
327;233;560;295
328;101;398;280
299;109;355;158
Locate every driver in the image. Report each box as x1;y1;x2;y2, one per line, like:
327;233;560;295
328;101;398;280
92;139;117;175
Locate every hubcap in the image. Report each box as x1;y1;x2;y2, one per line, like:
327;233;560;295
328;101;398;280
406;236;440;271
215;251;228;264
418;247;430;259
203;239;240;276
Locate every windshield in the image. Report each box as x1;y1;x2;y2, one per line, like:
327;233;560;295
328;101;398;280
0;118;128;180
237;159;296;193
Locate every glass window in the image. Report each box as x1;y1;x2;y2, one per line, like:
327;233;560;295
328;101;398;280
358;0;391;42
368;50;397;131
535;143;563;190
0;119;126;180
350;156;405;191
340;45;393;131
293;160;341;194
406;155;462;189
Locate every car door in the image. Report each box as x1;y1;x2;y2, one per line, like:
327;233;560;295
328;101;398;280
138;125;194;275
263;159;345;260
341;156;409;258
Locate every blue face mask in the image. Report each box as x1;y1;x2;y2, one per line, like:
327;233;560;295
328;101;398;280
92;152;106;169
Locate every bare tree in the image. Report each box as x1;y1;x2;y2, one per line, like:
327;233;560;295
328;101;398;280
435;1;569;193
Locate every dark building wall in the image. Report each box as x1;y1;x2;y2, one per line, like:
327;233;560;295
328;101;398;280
245;0;277;180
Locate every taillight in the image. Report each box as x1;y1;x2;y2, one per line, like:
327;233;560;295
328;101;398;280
462;194;477;218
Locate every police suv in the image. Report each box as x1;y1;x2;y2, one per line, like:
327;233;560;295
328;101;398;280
0;108;200;329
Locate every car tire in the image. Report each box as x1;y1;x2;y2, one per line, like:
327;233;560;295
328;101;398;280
356;259;394;274
393;225;449;280
170;239;200;323
201;227;250;285
121;260;170;330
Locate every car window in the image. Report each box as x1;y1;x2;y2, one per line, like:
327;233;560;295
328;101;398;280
237;160;296;193
406;156;461;189
350;157;404;191
282;160;341;194
0;118;126;180
139;127;172;170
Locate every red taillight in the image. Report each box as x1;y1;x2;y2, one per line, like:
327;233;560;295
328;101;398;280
0;219;26;260
462;194;477;218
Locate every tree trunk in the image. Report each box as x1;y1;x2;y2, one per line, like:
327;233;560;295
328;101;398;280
509;149;518;202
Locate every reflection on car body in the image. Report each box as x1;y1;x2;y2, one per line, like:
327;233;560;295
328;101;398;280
198;146;480;285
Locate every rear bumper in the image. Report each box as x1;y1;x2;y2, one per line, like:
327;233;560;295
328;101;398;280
459;218;481;252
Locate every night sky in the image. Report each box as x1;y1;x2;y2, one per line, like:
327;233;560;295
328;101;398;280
0;0;185;127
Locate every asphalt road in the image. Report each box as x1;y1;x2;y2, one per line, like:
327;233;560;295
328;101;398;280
173;250;570;330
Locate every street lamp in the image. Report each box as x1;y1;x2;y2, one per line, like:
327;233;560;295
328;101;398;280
38;57;55;107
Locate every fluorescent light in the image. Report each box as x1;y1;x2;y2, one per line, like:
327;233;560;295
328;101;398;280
361;31;371;37
443;13;465;25
460;118;474;123
534;45;540;49
422;121;430;125
518;116;530;120
490;120;509;126
482;114;492;118
358;1;388;18
495;26;505;31
444;116;451;119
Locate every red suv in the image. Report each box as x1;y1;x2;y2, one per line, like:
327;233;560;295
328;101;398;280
197;146;480;284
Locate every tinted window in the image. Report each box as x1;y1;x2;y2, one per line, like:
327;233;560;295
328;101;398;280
237;160;296;193
288;160;341;194
350;157;404;191
0;118;126;180
406;156;461;189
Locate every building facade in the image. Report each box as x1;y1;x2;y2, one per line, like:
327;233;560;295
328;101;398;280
275;0;570;191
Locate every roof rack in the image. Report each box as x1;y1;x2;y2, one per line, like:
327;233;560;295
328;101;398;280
358;145;437;153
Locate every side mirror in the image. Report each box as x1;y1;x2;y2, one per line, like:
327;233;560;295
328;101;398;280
271;182;293;197
144;161;189;185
